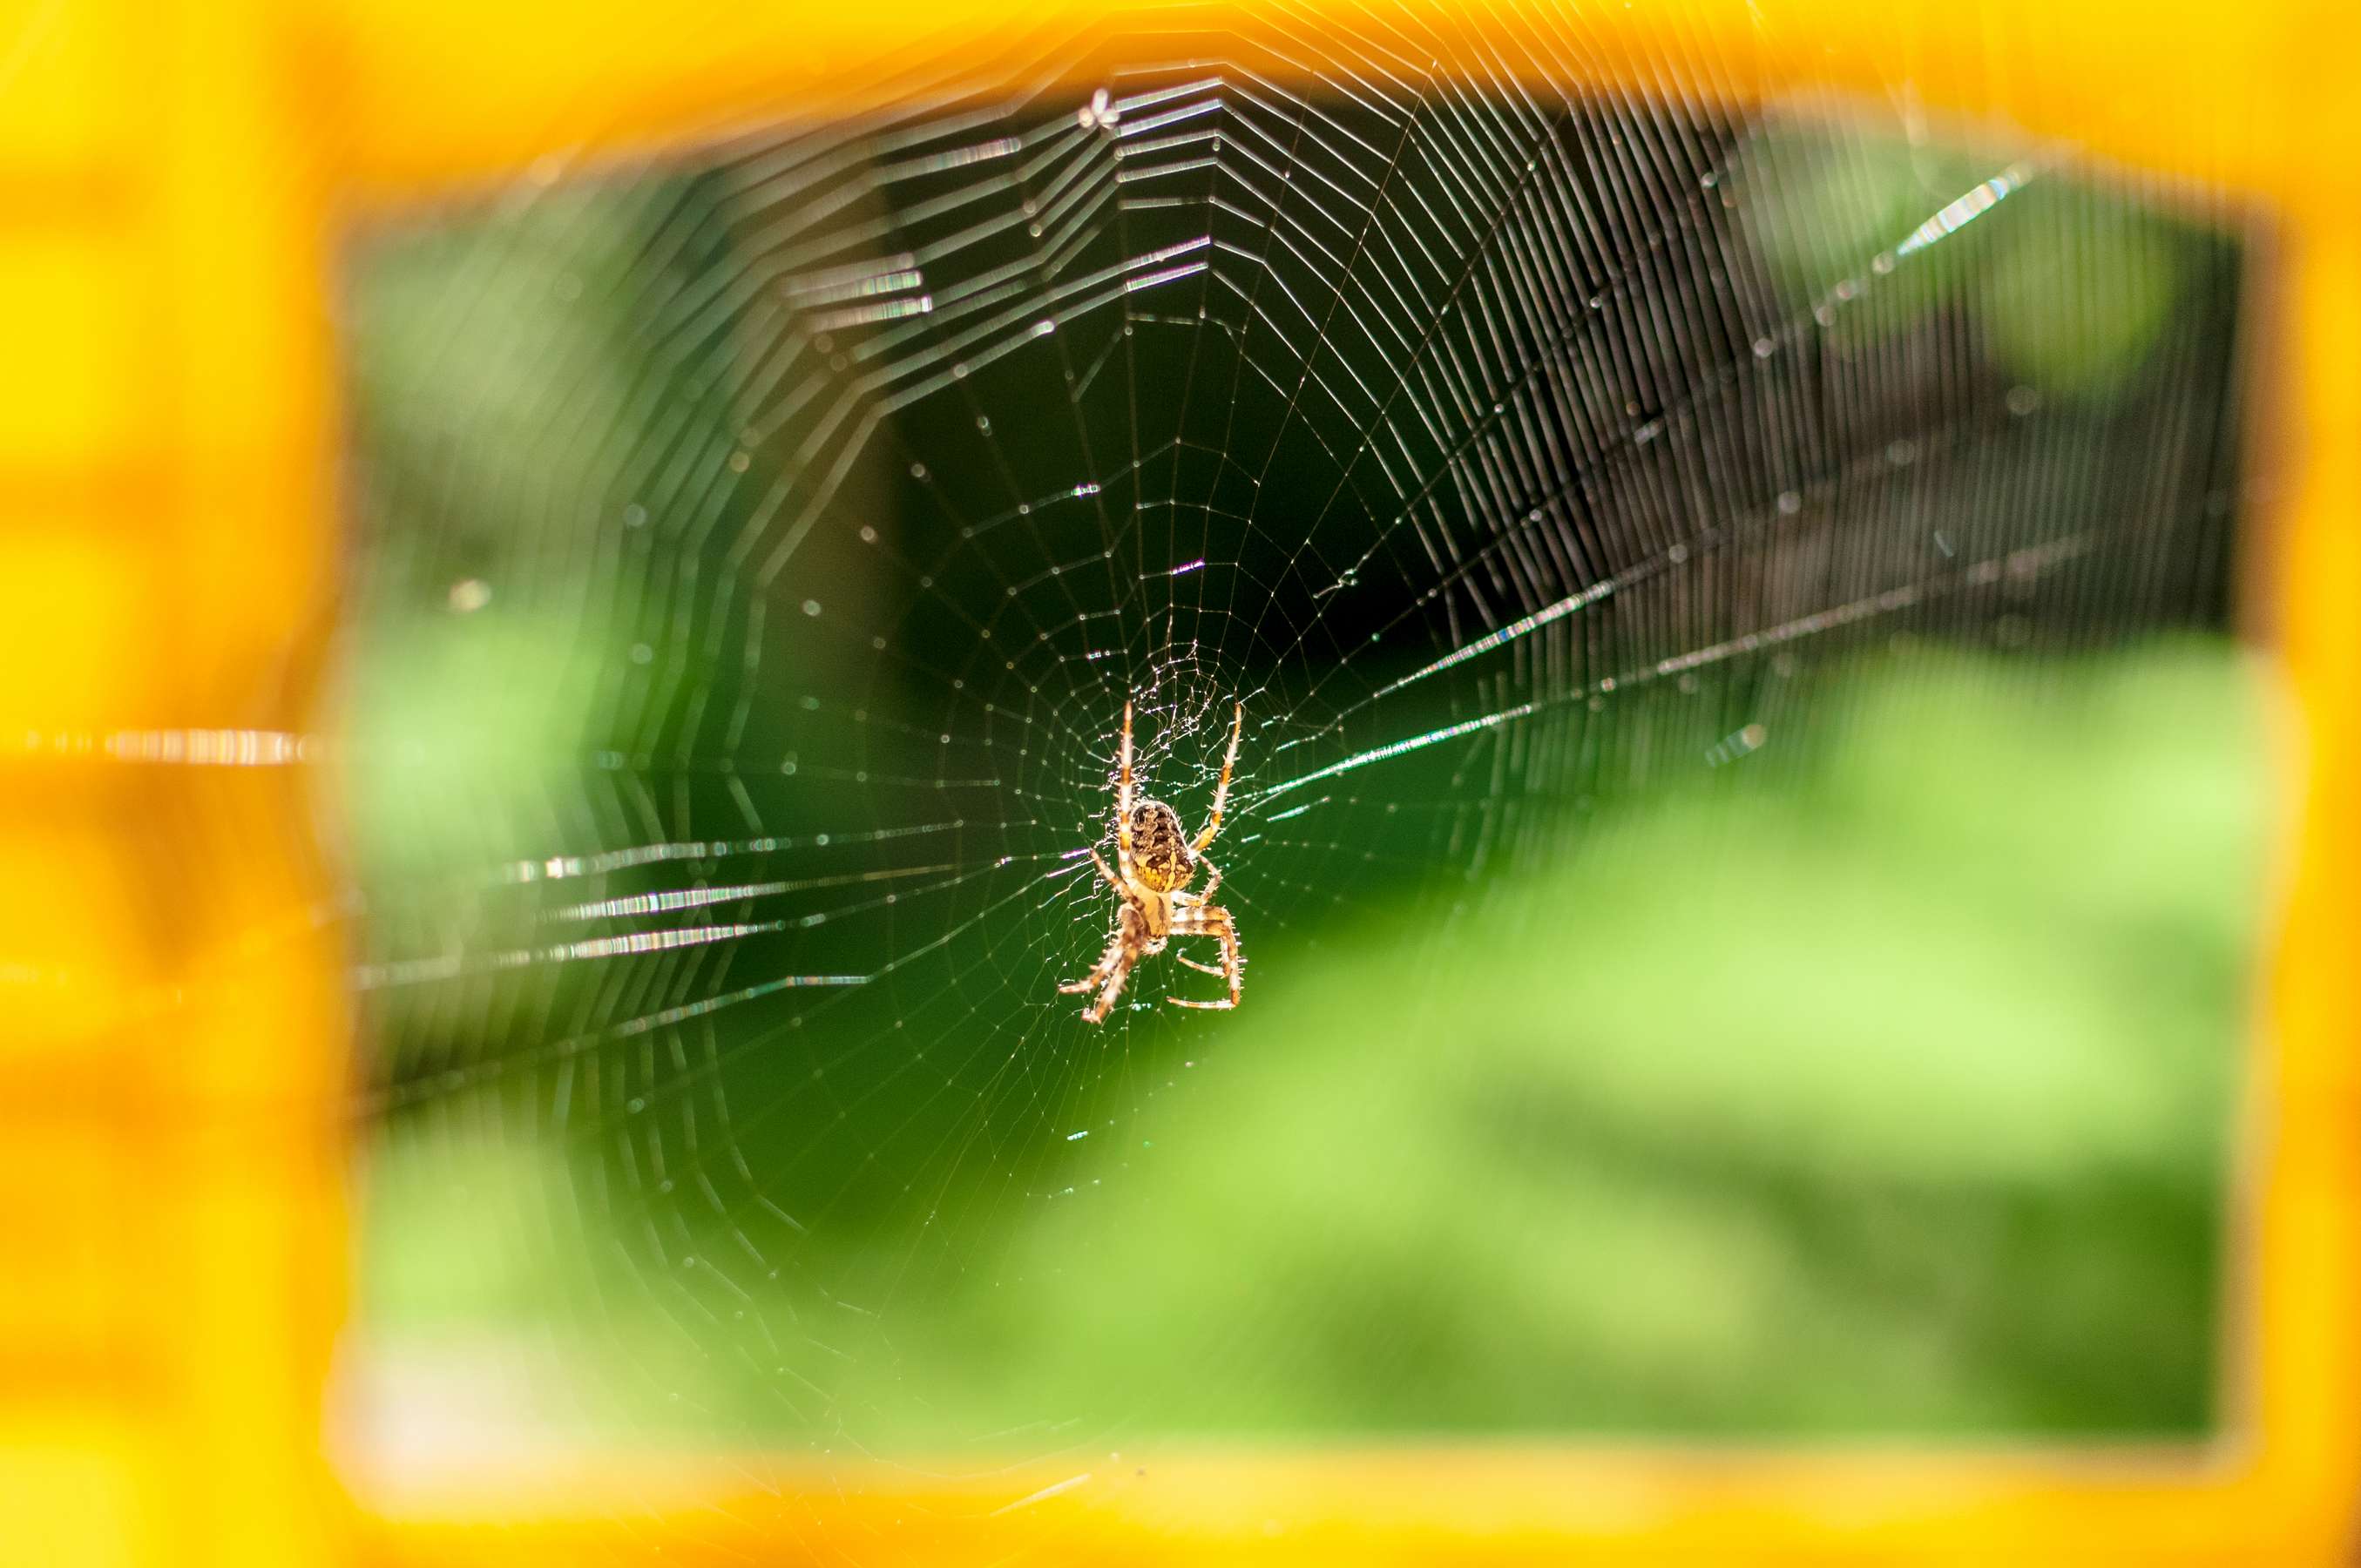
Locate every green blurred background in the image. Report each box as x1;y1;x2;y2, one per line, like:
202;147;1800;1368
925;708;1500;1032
335;102;2264;1456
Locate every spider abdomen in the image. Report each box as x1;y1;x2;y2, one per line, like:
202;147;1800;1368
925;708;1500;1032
1126;800;1194;892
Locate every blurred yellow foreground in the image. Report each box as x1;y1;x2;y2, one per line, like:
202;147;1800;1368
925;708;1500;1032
6;0;2361;1564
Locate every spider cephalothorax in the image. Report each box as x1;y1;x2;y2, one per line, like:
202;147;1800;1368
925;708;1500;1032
1059;700;1246;1022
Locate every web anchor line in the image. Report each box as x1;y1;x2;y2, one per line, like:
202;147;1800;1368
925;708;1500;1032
1253;534;2094;805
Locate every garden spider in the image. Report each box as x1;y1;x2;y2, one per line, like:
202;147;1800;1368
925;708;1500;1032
1059;699;1245;1023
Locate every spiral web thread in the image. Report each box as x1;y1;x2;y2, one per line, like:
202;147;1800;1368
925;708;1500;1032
343;10;2244;1477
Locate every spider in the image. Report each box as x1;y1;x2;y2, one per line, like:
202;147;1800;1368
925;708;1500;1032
1059;699;1245;1023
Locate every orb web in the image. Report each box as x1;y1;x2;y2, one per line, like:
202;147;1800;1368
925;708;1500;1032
338;16;2250;1489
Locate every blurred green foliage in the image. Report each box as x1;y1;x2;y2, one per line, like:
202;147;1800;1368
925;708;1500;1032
344;99;2257;1455
342;606;605;887
368;641;2263;1443
1733;115;2205;399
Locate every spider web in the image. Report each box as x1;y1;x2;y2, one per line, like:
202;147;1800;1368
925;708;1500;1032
337;10;2249;1490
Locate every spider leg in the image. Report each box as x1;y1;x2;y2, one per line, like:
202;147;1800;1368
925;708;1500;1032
1192;855;1221;905
1086;944;1140;1022
1060;905;1144;1022
1056;931;1124;995
1114;699;1138;882
1167;888;1214;968
1085;848;1143;908
1168;887;1218;968
1165;905;1242;1010
1190;702;1244;853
